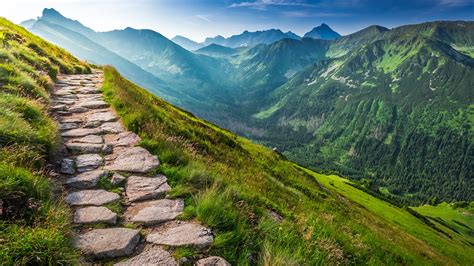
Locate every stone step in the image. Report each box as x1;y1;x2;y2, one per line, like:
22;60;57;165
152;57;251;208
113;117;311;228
146;222;213;249
99;122;125;134
107;132;141;147
65;142;112;155
125;175;171;202
86;111;118;123
74;206;117;224
75;154;103;172
70;135;104;144
61;128;104;138
65;170;107;189
66;189;120;206
105;147;160;173
114;246;177;266
78;100;109;109
74;228;140;259
125;199;184;225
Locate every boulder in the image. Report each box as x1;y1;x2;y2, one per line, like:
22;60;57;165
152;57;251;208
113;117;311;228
74;228;139;259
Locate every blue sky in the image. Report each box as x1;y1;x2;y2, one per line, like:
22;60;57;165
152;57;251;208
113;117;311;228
1;0;473;41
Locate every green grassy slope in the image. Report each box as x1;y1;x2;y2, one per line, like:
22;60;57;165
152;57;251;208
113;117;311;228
101;65;473;265
413;202;474;245
311;171;474;264
0;17;90;264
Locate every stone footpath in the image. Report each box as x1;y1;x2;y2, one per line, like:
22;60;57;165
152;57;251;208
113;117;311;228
52;71;230;265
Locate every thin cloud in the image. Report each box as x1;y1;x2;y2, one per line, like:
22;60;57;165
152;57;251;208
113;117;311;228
282;11;351;17
195;14;212;23
437;0;474;7
229;0;318;10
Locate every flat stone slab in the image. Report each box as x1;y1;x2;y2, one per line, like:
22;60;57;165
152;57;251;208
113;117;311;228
78;100;109;109
59;122;79;131
196;256;231;266
72;135;103;144
99;122;124;133
66;189;120;206
74;228;139;259
76;154;103;172
125;175;171;202
125;199;184;225
61;117;82;123
69;106;89;113
74;206;117;224
114;246;177;266
86;111;117;123
109;132;141;147
106;147;160;173
66;142;111;154
65;170;106;189
61;128;102;138
146;222;213;248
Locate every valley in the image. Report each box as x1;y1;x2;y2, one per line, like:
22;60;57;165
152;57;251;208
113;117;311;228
23;9;473;205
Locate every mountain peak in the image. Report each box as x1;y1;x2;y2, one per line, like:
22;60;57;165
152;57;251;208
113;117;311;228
42;8;65;19
304;24;341;40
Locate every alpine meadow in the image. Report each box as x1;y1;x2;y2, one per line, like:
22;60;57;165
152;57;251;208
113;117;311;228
1;1;473;265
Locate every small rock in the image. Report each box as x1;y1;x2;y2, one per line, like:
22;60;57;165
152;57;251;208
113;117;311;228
146;222;213;248
74;228;139;259
76;154;103;172
65;170;106;189
106;147;160;173
60;158;75;175
66;189;120;206
125;199;184;225
114;246;177;266
74;206;117;224
196;256;231;266
125;175;171;202
111;173;126;185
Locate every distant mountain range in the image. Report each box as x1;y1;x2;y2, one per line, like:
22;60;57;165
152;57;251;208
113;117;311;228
22;9;474;204
172;25;341;50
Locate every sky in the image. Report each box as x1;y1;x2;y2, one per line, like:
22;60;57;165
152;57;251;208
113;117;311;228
1;0;473;42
